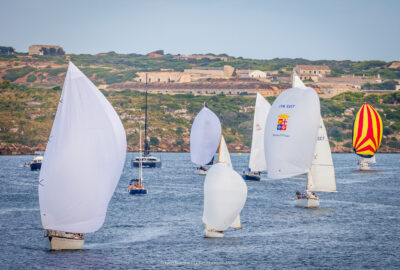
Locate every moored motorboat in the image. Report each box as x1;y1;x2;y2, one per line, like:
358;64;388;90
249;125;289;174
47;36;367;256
30;156;43;171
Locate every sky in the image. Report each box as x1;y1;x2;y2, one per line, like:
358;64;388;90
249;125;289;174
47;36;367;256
0;0;399;61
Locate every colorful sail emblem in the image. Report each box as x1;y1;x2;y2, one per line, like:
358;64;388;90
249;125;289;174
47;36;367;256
352;103;383;158
277;114;289;131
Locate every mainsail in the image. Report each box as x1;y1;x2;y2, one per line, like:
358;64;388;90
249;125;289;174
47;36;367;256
353;103;383;158
39;62;127;233
264;83;320;179
203;163;247;231
190;107;221;165
248;92;271;172
218;135;232;168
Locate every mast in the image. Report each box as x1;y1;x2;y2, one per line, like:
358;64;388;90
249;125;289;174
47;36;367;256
144;73;150;156
139;126;143;184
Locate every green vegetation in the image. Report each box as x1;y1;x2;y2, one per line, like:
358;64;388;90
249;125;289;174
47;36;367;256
362;80;398;90
0;83;399;153
3;66;36;82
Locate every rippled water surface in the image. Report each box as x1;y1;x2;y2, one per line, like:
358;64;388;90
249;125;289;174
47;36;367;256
0;153;399;269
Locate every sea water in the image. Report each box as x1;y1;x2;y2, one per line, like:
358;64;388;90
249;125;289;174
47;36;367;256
0;153;399;269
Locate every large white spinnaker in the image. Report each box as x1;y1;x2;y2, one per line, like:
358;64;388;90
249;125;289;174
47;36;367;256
203;163;247;231
248;93;271;172
39;62;127;233
218;135;232;168
264;86;320;179
190;107;221;165
308;118;337;192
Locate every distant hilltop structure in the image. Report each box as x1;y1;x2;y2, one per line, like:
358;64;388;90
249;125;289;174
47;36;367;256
28;45;65;56
147;50;164;58
294;65;331;82
135;65;235;83
0;46;15;55
175;54;229;62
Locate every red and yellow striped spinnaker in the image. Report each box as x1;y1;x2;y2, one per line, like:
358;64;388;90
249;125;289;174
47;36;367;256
352;103;383;158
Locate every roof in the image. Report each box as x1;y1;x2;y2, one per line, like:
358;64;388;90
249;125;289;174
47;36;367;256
295;65;330;71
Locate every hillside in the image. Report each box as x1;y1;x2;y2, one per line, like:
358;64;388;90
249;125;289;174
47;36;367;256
0;81;399;155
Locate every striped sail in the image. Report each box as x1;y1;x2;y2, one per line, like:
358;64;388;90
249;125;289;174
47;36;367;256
352;103;383;158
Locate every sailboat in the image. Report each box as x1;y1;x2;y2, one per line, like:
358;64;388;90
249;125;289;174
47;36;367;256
264;73;334;208
352;103;383;170
128;126;147;195
243;92;271;181
190;104;221;175
131;74;161;168
38;62;126;250
202;135;247;237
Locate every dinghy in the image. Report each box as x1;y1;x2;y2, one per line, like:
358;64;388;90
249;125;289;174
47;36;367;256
352;103;383;170
243;92;271;181
129;126;147;195
190;105;221;175
38;62;126;250
265;73;325;208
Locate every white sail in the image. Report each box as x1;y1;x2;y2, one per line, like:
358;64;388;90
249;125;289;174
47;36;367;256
248;92;271;172
264;86;320;179
203;163;247;231
230;215;242;229
190;107;221;165
307;118;337;192
39;62;127;233
292;71;306;89
218;135;232;168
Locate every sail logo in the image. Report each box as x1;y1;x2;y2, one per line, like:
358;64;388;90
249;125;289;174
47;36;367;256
277;114;289;131
256;123;262;131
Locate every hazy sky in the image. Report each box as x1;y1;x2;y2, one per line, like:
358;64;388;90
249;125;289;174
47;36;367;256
1;0;399;61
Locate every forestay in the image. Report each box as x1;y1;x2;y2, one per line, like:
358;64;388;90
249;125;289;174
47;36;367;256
249;92;271;172
190;107;221;165
308;118;337;192
218;135;232;168
203;163;247;231
39;62;127;233
264;86;320;179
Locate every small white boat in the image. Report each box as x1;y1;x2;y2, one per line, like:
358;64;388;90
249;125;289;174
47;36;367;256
243;92;271;181
195;166;208;175
38;62;126;250
204;224;224;238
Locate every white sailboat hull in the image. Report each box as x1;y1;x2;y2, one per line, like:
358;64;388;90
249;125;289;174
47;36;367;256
204;228;224;238
47;236;84;250
295;198;319;208
195;168;207;175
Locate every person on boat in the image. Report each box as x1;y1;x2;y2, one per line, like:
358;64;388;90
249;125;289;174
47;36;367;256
295;190;302;199
312;192;318;199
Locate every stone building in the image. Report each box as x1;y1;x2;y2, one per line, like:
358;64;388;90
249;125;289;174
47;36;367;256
135;65;235;83
293;65;331;82
28;45;65;55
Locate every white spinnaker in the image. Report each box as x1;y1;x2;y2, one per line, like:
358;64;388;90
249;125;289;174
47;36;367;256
308;118;337;192
190;107;221;165
249;93;271;172
203;163;247;231
39;62;127;233
264;87;320;179
218;135;232;168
